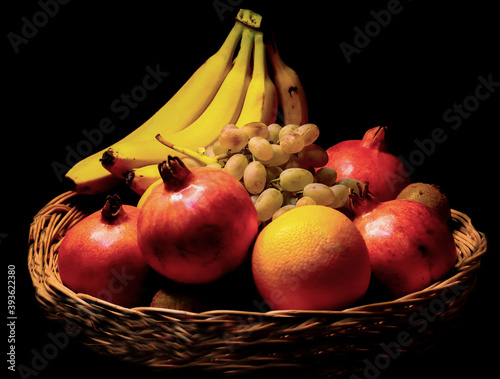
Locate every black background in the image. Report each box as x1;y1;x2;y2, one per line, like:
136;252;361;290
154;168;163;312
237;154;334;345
4;0;499;378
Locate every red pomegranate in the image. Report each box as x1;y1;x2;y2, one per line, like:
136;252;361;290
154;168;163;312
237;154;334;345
324;126;411;201
58;195;150;307
137;156;259;284
351;187;457;298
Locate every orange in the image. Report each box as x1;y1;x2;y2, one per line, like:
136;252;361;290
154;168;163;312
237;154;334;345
251;205;371;310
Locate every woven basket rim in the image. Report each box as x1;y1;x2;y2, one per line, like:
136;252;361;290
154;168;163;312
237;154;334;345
27;191;488;375
28;190;488;320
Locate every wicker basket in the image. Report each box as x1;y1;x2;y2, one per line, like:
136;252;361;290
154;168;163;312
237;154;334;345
28;191;487;377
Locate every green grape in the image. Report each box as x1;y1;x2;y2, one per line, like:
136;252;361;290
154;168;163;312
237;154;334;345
181;157;204;169
298;144;328;167
204;145;216;158
315;167;337;186
280;132;305;154
258;144;290;167
284;156;310;170
218;128;249;151
243;161;267;194
330;184;350;208
267;123;282;144
272;205;296;221
303;183;335;206
223;153;248;180
212;140;230;155
222;123;238;131
206;163;222;169
279;168;314;192
336;178;364;196
296;123;320;146
248;136;274;161
278;123;299;139
242;122;269;139
254;188;284;222
296;196;316;207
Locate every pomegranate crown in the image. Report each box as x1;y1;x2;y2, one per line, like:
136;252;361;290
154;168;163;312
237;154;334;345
158;156;194;191
101;194;123;221
348;181;382;217
362;126;388;151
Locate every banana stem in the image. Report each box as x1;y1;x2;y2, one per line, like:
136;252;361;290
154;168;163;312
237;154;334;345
236;9;262;29
155;134;222;166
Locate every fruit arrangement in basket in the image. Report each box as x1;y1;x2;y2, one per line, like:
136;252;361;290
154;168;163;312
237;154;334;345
56;9;459;313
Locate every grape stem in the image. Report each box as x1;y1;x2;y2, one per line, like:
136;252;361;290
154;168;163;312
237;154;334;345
214;153;229;160
267;178;283;191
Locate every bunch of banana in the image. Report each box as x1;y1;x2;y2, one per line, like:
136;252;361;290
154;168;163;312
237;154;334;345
65;9;309;195
266;34;308;126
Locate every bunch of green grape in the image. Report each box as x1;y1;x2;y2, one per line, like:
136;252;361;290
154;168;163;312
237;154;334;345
199;122;363;224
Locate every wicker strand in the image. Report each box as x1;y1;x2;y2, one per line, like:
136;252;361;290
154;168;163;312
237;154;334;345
27;191;487;376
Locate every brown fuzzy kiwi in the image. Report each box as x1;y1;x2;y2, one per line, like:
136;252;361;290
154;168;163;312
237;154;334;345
396;182;451;221
150;289;208;313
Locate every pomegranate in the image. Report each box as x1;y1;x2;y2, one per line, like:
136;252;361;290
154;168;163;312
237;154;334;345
58;195;150;307
324;126;411;201
137;156;259;284
351;187;457;298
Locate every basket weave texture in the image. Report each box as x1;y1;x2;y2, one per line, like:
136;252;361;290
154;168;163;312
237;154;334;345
28;191;487;377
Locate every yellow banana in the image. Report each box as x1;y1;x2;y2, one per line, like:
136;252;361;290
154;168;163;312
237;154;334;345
126;150;210;197
65;20;245;194
266;35;309;126
262;69;279;125
65;162;121;194
125;164;161;196
102;26;256;179
137;177;163;209
236;31;278;127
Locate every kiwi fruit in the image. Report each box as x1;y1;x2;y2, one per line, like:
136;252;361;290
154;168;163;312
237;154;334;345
150;289;208;313
396;183;451;221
